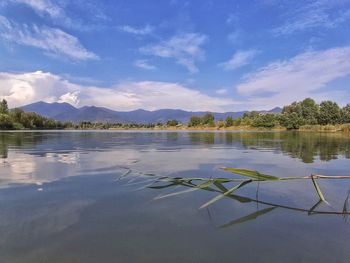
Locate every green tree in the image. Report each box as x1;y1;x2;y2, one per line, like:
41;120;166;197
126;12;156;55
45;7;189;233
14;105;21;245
243;111;259;119
0;99;9;114
279;113;303;129
19;112;45;128
166;119;179;126
251;114;278;128
225;116;234;127
341;104;350;124
217;120;225;128
282;101;302;116
318;101;341;125
9;108;24;123
233;117;242;126
63;121;74;128
0;114;13;129
300;98;319;124
201;113;215;126
188;116;201;127
241;116;252;126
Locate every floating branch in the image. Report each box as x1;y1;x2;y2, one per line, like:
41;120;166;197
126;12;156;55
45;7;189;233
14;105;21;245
148;167;350;216
222;167;350;205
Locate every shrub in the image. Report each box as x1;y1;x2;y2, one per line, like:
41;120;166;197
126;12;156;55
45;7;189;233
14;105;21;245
188;116;201;127
0;114;13;129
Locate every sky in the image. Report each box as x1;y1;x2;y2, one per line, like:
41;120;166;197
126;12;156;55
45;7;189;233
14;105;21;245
0;0;350;112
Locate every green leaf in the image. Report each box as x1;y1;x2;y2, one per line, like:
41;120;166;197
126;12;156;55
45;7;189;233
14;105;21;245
213;181;228;192
311;175;327;202
158;177;206;183
227;194;252;203
154;188;199;200
223;168;279;181
197;180;214;189
199;179;252;209
148;182;179;189
220;207;276;228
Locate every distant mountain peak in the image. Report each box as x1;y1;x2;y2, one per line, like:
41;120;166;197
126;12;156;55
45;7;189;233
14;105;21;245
19;101;282;124
269;107;283;113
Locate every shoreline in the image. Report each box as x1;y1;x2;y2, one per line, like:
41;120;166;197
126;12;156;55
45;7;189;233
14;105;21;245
1;125;350;133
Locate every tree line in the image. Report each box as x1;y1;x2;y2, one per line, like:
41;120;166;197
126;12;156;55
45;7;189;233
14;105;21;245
188;98;350;129
0;99;181;130
1;98;350;130
0;99;69;129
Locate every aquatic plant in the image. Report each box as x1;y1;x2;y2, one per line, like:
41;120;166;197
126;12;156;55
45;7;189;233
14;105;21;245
148;167;350;216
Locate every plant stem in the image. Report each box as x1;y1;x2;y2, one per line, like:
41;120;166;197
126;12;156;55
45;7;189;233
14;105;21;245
311;174;327;202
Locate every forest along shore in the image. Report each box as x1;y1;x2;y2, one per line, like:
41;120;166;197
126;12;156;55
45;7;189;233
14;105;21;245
1;98;350;132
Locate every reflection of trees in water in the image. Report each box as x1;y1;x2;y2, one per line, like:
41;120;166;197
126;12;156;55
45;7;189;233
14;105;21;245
1;131;349;163
189;132;215;145
0;134;7;159
188;131;350;163
237;132;350;163
0;132;49;159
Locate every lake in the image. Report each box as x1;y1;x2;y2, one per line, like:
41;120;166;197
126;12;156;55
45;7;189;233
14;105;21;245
0;131;350;263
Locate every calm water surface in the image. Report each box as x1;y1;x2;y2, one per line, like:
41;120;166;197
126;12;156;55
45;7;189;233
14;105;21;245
0;131;350;263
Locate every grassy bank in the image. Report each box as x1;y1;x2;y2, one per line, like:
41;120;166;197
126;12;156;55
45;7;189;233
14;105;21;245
107;124;350;133
299;124;350;133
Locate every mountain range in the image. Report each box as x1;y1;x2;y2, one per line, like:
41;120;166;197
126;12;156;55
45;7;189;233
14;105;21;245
20;101;282;124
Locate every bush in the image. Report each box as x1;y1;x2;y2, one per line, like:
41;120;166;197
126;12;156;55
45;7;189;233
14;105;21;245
0;114;13;129
201;113;215;126
188;116;201;127
167;119;179;126
280;113;303;129
233;117;242;126
251;114;278;128
12;122;24;130
318;101;341;125
217;120;225;128
225;116;234;127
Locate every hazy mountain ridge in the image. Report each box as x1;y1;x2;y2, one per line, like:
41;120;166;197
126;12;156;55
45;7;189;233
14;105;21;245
20;101;282;124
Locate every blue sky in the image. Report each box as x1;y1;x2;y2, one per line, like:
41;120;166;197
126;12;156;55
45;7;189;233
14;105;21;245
0;0;350;112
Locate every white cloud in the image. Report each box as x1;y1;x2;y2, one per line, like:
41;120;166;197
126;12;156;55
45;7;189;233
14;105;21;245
273;1;350;35
0;71;237;112
134;59;156;70
0;16;98;61
7;0;105;30
119;24;154;35
0;71;79;106
216;88;228;95
140;33;207;73
220;50;257;71
236;46;350;108
58;91;80;106
10;0;64;19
